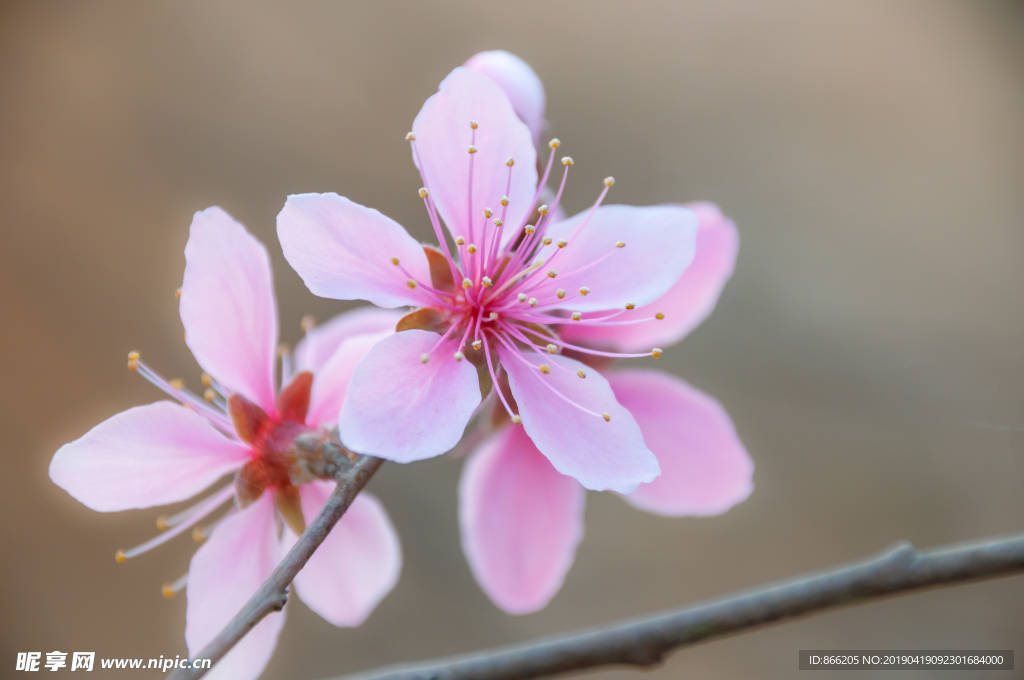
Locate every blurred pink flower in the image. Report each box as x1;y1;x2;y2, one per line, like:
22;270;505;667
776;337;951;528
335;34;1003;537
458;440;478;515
50;208;402;680
278;65;701;495
453;53;754;614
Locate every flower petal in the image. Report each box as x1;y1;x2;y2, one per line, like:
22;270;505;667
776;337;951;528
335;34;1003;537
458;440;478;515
286;483;401;627
185;494;285;680
306;331;391;429
338;329;482;462
498;345;659;493
609;369;753;516
463;51;546;146
534;204;698;313
277;193;434;308
412;67;537;248
49;402;251;512
561;202;739;351
180;207;279;412
459;425;584;614
294;307;403;372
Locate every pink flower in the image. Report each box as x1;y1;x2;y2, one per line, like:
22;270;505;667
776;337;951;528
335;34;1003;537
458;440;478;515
452;53;755;614
49;208;402;680
278;64;702;496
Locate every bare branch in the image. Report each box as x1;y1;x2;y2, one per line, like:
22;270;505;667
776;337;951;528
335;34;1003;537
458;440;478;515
334;532;1024;680
169;444;383;680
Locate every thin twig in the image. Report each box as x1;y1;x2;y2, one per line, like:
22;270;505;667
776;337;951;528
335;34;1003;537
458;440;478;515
169;444;383;680
333;532;1024;680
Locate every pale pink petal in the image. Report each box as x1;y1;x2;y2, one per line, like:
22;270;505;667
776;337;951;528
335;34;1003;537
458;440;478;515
463;51;546;146
180;207;278;412
49;402;251;512
277;193;434;309
534;205;698;313
338;330;482;462
562;202;739;352
609;369;753;516
306;331;391;429
284;483;401;627
294;307;403;372
185;494;285;680
412;67;537;248
498;345;659;493
459;425;584;614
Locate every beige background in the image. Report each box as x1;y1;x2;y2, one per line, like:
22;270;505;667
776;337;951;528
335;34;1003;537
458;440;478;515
1;1;1022;678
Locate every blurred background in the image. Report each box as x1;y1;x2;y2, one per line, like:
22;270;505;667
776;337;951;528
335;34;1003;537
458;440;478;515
2;1;1023;678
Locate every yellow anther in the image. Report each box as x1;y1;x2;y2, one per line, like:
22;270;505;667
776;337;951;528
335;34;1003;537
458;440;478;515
405;132;416;141
407;279;418;289
156;516;169;530
127;351;139;371
542;237;552;245
580;286;591;296
538;204;549;215
481;276;493;287
615;241;626;248
472;340;482;350
517;293;528;302
529;297;538;307
525;225;536;235
511;414;522;424
549;138;561;149
556;289;566;299
192;527;206;543
577;369;587;379
467;244;478;254
470;120;478;130
651;348;663;358
655;312;665;320
625;302;636;310
604;176;615;187
468;145;478;154
175;287;182;300
390;257;400;265
572;312;583;321
301;315;316;332
420;353;429;364
162;585;175;598
115;550;125;563
463;278;472;289
489;312;499;320
506;157;515;167
455;236;466;245
454;351;465;362
557;239;568;248
418;188;429;198
204;388;216;402
562;157;574;166
539;364;551;374
492;218;503;227
602;412;611;422
547;270;558;278
500;196;509;207
169;378;184;391
483;208;493;218
128;351;140;361
546;343;558;354
201;373;213;386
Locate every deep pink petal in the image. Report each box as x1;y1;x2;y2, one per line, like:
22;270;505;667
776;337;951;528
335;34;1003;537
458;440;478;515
534;205;698;313
338;330;482;462
185;494;285;680
285;483;401;627
306;331;391;429
277;193;434;308
463;51;546;146
49;402;251;512
561;202;739;352
459;425;584;614
412;67;537;248
294;307;403;372
180;207;278;412
497;345;659;493
609;369;753;516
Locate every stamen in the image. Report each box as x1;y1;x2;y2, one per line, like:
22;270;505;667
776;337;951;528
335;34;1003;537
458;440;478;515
602;412;611;422
117;485;233;562
505;157;515;167
418;187;429;198
562;157;573;166
454;352;465;362
549;138;560;148
655;312;665;320
390;257;400;265
510;415;522;424
547;343;558;354
481;277;493;287
572;312;583;321
604;176;615;187
455;236;466;245
472;340;482;350
162;573;188;598
462;278;472;289
467;244;478;254
547;270;558;278
542;237;552;246
175;288;181;300
539;364;551;374
420;353;429;364
301;316;316;332
204;388;217;402
625;302;636;310
492;218;503;227
557;239;568;248
405;132;416;140
468;145;478;154
483;208;493;218
539;205;549;215
127;350;139;371
615;241;626;248
651;348;663;358
529;298;538;307
577;370;587;379
406;279;417;289
500;196;509;207
470;120;478;130
580;287;591;296
517;293;527;302
556;289;566;299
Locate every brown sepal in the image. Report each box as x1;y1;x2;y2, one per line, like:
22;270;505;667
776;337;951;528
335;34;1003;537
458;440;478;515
234;461;267;508
277;371;313;424
228;394;271;445
274;484;306;535
423;245;455;292
397;307;450;334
